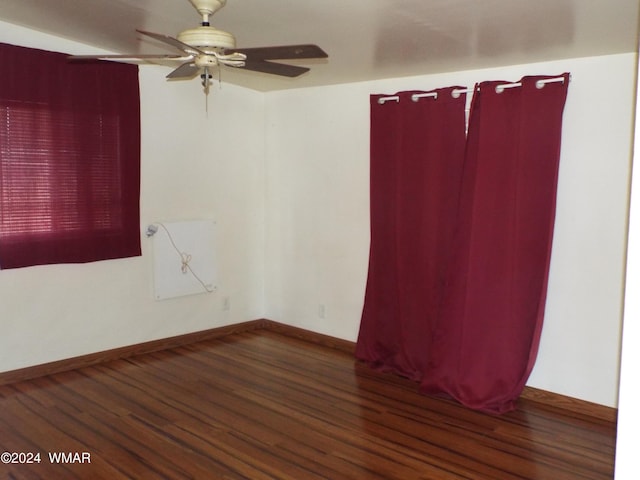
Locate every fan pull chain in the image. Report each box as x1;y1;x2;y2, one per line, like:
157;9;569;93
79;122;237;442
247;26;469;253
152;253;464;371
201;69;212;115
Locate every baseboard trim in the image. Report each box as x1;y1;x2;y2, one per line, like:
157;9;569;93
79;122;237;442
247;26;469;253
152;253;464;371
262;319;356;354
520;386;617;423
0;319;267;386
0;318;617;423
262;320;617;423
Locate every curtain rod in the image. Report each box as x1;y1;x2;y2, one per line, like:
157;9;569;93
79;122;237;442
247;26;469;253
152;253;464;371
377;75;569;104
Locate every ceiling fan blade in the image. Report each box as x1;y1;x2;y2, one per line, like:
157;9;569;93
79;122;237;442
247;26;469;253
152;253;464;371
167;62;201;79
69;53;187;61
136;29;204;56
240;60;310;77
226;44;328;61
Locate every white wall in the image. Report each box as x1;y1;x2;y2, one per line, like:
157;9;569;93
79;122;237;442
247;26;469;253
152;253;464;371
0;21;266;372
264;53;636;407
614;49;640;480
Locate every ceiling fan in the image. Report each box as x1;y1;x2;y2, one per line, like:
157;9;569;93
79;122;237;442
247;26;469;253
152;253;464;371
69;0;328;94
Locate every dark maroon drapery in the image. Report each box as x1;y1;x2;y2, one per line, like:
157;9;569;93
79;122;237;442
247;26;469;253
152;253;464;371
0;42;141;269
422;74;570;412
355;88;467;380
357;74;570;413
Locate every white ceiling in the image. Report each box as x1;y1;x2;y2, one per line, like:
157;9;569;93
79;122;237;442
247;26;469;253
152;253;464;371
0;0;638;92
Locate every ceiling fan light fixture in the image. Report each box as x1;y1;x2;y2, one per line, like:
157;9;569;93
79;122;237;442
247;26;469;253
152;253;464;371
194;55;218;68
177;26;236;50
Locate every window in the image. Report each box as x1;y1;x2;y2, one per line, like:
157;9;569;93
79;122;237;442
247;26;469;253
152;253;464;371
0;42;141;269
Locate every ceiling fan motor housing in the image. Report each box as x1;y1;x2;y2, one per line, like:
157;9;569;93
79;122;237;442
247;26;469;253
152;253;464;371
177;26;236;50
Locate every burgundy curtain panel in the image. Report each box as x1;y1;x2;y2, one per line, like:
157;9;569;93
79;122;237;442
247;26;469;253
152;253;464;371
356;87;467;381
358;74;570;413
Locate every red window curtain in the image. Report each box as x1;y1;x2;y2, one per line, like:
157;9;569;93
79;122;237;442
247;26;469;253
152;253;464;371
357;74;569;413
355;87;468;380
0;42;141;269
422;74;570;413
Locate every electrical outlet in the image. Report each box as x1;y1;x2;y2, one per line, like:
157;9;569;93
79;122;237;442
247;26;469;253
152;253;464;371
318;304;326;319
223;296;230;311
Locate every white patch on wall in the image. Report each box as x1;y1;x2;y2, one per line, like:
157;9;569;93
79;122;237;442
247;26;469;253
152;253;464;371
150;220;217;300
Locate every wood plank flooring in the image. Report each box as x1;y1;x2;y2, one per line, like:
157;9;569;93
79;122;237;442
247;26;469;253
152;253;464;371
0;330;616;479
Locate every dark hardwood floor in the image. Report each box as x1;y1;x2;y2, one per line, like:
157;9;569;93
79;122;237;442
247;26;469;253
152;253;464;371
0;330;616;479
